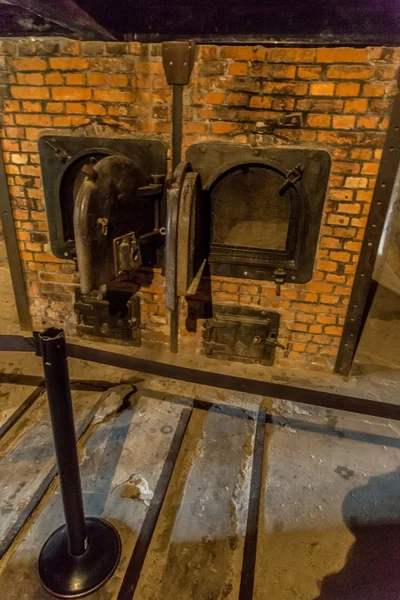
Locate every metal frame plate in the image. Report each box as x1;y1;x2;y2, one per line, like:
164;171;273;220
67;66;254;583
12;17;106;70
335;89;400;376
39;135;167;259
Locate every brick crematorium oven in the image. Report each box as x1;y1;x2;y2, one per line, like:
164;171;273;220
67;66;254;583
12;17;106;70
0;5;398;374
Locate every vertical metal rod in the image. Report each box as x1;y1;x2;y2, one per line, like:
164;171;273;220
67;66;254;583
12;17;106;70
170;83;184;353
0;147;31;331
170;306;179;353
172;84;183;171
39;328;86;557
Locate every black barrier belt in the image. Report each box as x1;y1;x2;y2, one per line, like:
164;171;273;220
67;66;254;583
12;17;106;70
1;334;400;422
0;335;36;352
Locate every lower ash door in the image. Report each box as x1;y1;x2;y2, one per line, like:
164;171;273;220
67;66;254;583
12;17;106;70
204;305;281;366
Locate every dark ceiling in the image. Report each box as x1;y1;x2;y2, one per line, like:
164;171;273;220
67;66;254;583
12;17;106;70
0;0;399;45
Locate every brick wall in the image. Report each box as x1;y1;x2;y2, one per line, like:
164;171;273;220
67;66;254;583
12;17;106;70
0;38;398;370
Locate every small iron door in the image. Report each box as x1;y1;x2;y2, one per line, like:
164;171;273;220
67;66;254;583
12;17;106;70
204;306;281;366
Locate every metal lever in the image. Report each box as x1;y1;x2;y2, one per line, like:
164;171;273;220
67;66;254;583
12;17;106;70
274;268;286;296
45;139;71;163
266;333;286;350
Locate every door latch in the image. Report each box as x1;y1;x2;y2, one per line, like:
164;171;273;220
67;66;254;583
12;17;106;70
274;268;286;296
266;332;286;350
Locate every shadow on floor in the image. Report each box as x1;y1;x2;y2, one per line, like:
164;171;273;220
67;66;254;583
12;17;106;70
316;468;400;599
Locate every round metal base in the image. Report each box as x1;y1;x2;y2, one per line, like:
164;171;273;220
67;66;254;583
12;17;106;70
38;517;121;599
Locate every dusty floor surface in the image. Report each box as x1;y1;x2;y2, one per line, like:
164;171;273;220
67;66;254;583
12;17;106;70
1;241;400;598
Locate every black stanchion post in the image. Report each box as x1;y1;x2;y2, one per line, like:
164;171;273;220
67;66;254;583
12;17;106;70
38;328;121;599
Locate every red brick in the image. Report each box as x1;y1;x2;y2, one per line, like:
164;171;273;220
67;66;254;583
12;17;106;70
12;57;47;71
264;48;316;62
307;114;331;128
87;73;106;85
49;58;89;70
329;189;353;201
10;153;28;164
326;274;346;284
360;164;379;177
297;66;322;80
362;83;385;97
2;140;19;151
337;203;361;215
292;332;313;342
320;346;339;356
292;323;308;332
316;259;338;272
16;73;44;86
52;116;73;127
326;66;373;79
327;214;350;226
11;87;49;99
310;82;335;96
329;251;351;262
15;114;52;126
86;102;106;115
312;334;332;345
20;165;41;176
66;102;85;114
351;217;368;227
321;237;342;249
317;315;337;324
93;89;134;102
263;82;308;95
332;115;355;129
335;82;360;97
228;62;248;76
344;177;368;189
33;252;63;263
211;122;240;134
325;325;343;336
21;101;42;113
226;92;248;106
52;87;91;101
344;241;362;252
3;101;19;114
45;72;64;85
221;282;239;293
220;47;257;60
45;102;64;113
351;148;373;160
357;116;380;129
317;48;367;62
375;65;398;80
292;343;307;352
317;131;361;145
344;99;368;113
108;74;129;87
184;122;206;134
249;96;273;109
66;73;86;85
214;292;239;303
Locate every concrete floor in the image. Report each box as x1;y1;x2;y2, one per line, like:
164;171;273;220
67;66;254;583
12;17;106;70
1;239;400;598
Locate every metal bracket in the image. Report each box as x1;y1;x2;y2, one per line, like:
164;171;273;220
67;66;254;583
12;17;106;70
113;232;140;276
274;268;286;296
161;41;196;85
